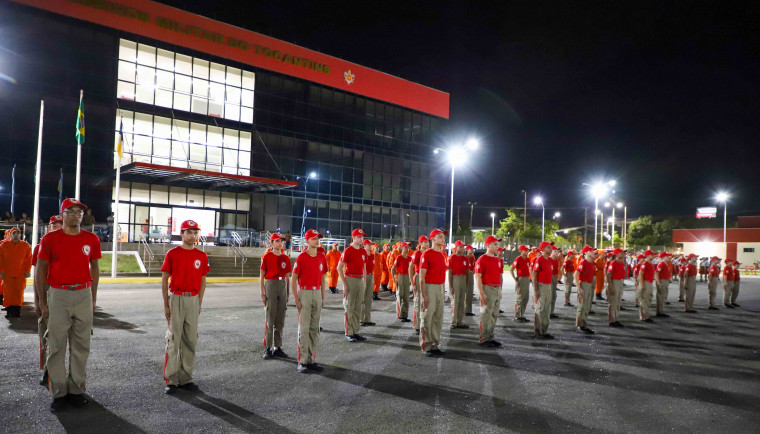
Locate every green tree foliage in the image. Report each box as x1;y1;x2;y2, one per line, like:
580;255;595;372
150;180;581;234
626;215;724;247
472;231;485;243
495;208;560;242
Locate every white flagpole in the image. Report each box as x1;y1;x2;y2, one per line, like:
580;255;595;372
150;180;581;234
75;89;83;199
111;155;121;278
32;100;44;251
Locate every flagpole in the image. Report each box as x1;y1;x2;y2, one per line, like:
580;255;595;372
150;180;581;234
111;157;121;278
32;101;44;252
58;168;63;210
10;164;16;216
75;89;83;199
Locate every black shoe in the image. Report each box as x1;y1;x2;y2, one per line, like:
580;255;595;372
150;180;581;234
403;318;411;322
415;329;420;335
655;313;670;318
297;363;308;373
596;294;605;301
609;322;622;328
678;299;684;302
643;318;655;323
577;326;594;334
479;341;495;347
423;351;434;357
666;301;671;305
491;340;503;347
519;317;530;323
180;383;199;392
708;306;719;310
685;309;698;313
619;307;626;311
458;324;470;329
724;304;734;308
373;295;381;301
66;393;89;408
272;348;288;358
449;324;457;329
262;348;274;359
465;312;476;316
398;318;407;322
40;371;48;387
165;385;179;395
353;334;367;341
731;303;741;307
430;349;445;355
50;397;68;412
345;336;357;342
549;314;559;319
366;322;376;326
306;363;324;372
499;310;505;313
541;334;554;340
564;303;574;307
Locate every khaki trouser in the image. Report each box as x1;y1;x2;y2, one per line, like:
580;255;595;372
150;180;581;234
297;289;322;364
533;283;552;335
723;281;734;305
38;315;48;371
515;276;530;318
465;270;474;314
576;281;594;328
639;281;653;320
396;274;411;319
46;288;93;398
731;281;740;304
413;275;421;330
362;274;374;323
707;278;718;307
564;272;574;304
164;293;199;387
657;279;669;313
264;280;287;349
679;275;686;300
479;284;501;343
420;283;444;351
343;276;364;336
550;276;558;315
607;279;623;323
450;275;467;326
684;276;697;310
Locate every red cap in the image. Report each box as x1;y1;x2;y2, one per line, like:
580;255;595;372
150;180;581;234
399;242;411;248
636;254;645;260
351;228;365;237
687;253;698;259
725;258;733;264
733;261;741;265
518;245;530;252
60;198;88;212
538;241;552;251
465;244;474;250
7;227;20;234
49;215;63;225
428;229;448;239
418;235;429;243
270;232;286;241
566;250;575;255
362;239;372;246
304;229;323;240
643;250;656;257
497;247;505;252
454;240;466;247
484;235;502;246
710;256;720;261
612;248;626;255
580;245;595;254
659;252;671;258
180;220;200;231
551;245;559;250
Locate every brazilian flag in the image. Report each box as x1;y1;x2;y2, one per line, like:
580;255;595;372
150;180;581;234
75;96;85;146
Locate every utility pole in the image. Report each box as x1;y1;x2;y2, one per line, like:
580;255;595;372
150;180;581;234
521;190;527;233
584;207;588;246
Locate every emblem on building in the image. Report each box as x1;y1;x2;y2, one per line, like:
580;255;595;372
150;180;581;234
344;70;355;85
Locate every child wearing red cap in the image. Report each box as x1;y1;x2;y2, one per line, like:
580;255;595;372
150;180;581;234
683;254;699;312
730;261;741;307
706;257;721;310
420;229;449;355
654;252;673;317
260;232;292;360
510;245;532;322
465;245;476;316
161;219;210;394
338;228;368;343
292;229;328;373
448;240;469;328
531;241;555;338
475;236;503;346
410;235;429;335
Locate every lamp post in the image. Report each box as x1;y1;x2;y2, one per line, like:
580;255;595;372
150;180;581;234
534;196;544;242
521;190;527;233
298;171;317;239
490;212;496;236
717;192;729;258
434;138;479;254
584;180;615;248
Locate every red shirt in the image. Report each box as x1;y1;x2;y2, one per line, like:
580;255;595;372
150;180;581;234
723;266;734;281
161;246;210;294
293;250;328;288
607;260;626;280
532;255;554;284
448;254;468;275
512;256;531;277
339;246;367;276
466;255;476;271
576;259;595;283
393;254;412;276
550;258;559;278
708;264;720;278
32;244;40;267
734;267;741;282
474;254;503;285
421;248;448;284
684;263;697;277
260;250;292;280
678;264;686;277
364;250;375;274
563;258;575;273
37;229;102;287
656;262;672;280
412;250;424;274
640;261;655;282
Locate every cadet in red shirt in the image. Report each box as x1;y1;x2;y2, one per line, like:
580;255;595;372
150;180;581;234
562;251;576;307
654;252;673;317
723;259;735;308
419;229;448;356
161;220;210;395
338;228;368;342
260;232;292;360
605;248;628;326
464;245;476;316
730;260;741;307
448;240;469;328
475;236;503;347
291;229;328;373
391;242;413;322
361;239;377;326
36;198;101;412
637;250;656;322
682;253;699;313
574;246;597;334
510;245;532;322
410;235;429;335
531;241;555;338
706;256;721;310
549;246;561;319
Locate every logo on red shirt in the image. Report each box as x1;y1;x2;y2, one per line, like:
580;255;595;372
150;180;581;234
281;261;286;269
194;259;201;269
82;245;91;256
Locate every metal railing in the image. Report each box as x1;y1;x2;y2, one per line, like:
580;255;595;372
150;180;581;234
138;234;156;276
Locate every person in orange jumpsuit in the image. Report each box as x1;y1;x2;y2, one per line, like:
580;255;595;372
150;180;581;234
594;250;607;300
372;244;383;299
0;230;9;306
380;244;391;291
1;227;32;318
527;247;538;266
325;243;341;294
388;244;401;296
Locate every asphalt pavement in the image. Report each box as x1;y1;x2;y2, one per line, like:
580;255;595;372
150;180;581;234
1;276;759;433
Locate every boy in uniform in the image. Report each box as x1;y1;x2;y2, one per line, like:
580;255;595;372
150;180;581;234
338;229;367;342
531;241;555;339
420;229;448;355
392;242;413;322
706;256;721;310
447;240;468;328
654;252;672;317
361;239;377;325
410;235;429;335
260;232;292;359
574;246;597;334
475;236;503;346
510;245;531;323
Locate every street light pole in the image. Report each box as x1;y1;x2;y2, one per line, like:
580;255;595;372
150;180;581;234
534;196;544;242
299;172;316;240
716;193;729;258
594;196;599;248
448;165;455;255
522;190;527;233
623;205;627;250
490;212;495;236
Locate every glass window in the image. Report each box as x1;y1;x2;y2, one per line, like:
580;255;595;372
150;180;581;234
226;67;242;87
191;78;209;115
208;82;225;117
192;58;209;79
169;187;186;205
117;81;135;101
205;190;220;208
118;39;137;62
224;129;239;149
210;62;225;83
151;185;169;204
156;48;174;71
221;192;236;209
187;189;204;207
118;60;135;82
237;194;250;212
136;43;155;67
242;71;255;90
130;183;150;203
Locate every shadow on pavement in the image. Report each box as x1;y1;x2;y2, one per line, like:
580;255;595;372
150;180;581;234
174;390;296;433
94;309;145;333
54;396;145;433
5;302;39;334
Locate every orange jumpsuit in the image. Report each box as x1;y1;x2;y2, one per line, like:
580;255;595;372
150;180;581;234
372;251;383;292
380;247;391;286
594;255;606;294
528;250;537;266
388;248;401;292
325;248;341;288
0;239;32;307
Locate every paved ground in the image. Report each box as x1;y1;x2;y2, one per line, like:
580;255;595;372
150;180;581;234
1;276;759;433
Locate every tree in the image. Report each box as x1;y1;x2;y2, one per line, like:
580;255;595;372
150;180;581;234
627;216;658;246
472;231;485;243
495;209;526;239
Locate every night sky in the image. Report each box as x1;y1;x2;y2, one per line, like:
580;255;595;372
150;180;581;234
167;0;760;228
